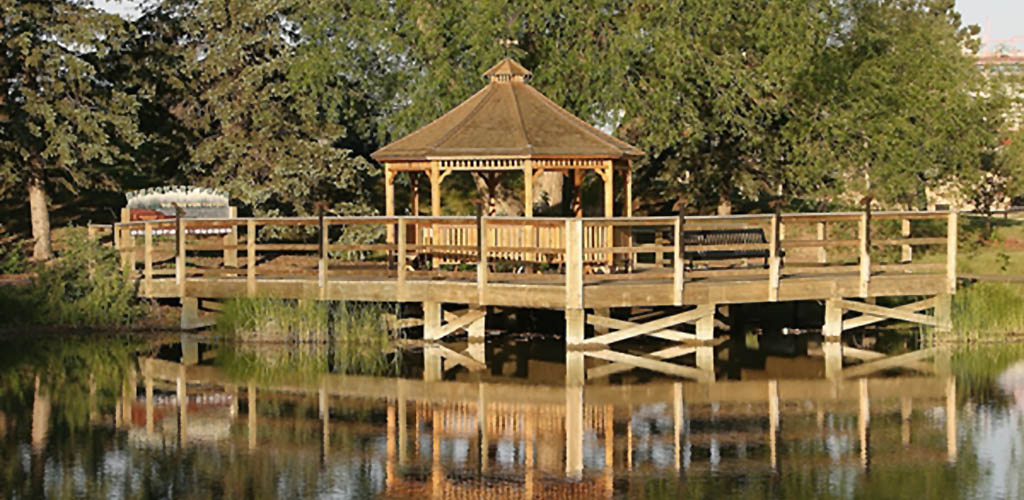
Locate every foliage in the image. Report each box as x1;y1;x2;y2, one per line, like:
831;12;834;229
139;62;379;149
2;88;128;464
0;241;27;274
0;0;143;256
0;229;143;328
133;0;379;218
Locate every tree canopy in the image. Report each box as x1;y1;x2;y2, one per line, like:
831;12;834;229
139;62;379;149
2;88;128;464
2;0;1019;254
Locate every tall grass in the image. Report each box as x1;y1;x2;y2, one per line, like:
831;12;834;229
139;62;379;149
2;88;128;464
951;282;1024;340
216;297;330;342
215;299;402;377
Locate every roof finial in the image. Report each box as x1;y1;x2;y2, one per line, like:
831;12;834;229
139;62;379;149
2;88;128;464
499;38;518;58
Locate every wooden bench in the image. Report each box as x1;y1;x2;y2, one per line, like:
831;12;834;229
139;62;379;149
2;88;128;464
683;228;777;266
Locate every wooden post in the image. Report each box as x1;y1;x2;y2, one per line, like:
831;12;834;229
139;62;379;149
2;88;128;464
119;207;132;269
696;305;714;341
946;376;957;463
858;378;870;471
859;208;871;298
947;211;958;294
385;164;395;243
176;213;186;296
247;382;256;450
565;385;584;480
769;212;781;301
246;220;256;296
823;340;842;380
430;161;441;217
477;212;488;305
624;163;633;217
224;206;238;267
523;161;534;217
603;162;614;217
180;297;199;330
145;375;154;435
901;217;912;263
144;223;153;296
823;299;843;338
816;221;827;264
935;293;953;333
565;219;584;310
319;211;328;297
565;308;585;345
603;161;614;265
397;218;407;301
768;380;779;470
673;382;683;471
423;302;441;341
673;212;684;306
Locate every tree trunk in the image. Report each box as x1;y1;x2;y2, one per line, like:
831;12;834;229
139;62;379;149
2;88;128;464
534;171;563;214
28;175;52;261
470;173;523;216
717;197;732;216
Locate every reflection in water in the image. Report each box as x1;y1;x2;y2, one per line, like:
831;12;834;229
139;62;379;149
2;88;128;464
2;335;1023;498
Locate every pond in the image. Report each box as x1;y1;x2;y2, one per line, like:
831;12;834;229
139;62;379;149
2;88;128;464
1;332;1022;499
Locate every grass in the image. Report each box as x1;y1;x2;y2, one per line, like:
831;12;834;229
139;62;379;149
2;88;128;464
951;281;1024;340
214;299;402;378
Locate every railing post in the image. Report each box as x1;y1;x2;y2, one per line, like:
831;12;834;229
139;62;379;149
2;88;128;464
319;211;328;298
224;206;238;268
947;210;958;294
901;217;912;263
816;221;827;264
477;210;488;305
144;223;153;296
673;212;684;306
859;205;871;298
565;219;584;310
175;211;185;295
397;218;407;302
246;219;256;296
769;212;781;301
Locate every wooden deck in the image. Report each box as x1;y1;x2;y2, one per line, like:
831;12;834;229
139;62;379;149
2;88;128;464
105;210;959;340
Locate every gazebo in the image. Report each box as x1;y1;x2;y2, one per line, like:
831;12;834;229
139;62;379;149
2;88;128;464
371;58;644;219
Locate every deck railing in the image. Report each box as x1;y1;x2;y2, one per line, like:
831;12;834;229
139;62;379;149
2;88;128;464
108;211;958;303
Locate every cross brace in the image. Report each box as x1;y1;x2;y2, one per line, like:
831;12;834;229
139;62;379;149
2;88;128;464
841;348;937;379
841;297;938;331
583;305;713;345
585;349;713;382
587;345;698;379
835;297;937;327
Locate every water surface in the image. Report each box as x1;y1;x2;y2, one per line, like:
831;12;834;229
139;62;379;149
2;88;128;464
1;333;1023;499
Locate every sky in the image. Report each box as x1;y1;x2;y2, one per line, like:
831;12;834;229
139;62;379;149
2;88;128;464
956;0;1024;53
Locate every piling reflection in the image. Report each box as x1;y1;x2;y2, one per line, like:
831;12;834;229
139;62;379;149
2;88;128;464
5;335;1019;498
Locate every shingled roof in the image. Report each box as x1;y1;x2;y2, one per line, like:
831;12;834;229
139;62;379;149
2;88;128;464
371;58;644;162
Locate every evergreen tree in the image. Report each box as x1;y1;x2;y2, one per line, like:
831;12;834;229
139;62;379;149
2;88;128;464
0;0;142;259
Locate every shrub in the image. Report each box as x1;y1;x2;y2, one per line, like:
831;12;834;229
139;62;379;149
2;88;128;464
0;228;142;328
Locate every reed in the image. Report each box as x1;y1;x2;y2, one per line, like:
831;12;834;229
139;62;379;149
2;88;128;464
951;282;1024;340
214;299;402;376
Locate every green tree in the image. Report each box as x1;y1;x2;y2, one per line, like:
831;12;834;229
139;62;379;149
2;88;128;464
149;0;377;217
618;0;835;213
786;0;993;209
0;0;142;259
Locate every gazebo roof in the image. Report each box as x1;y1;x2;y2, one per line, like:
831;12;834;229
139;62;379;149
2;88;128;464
371;58;644;162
